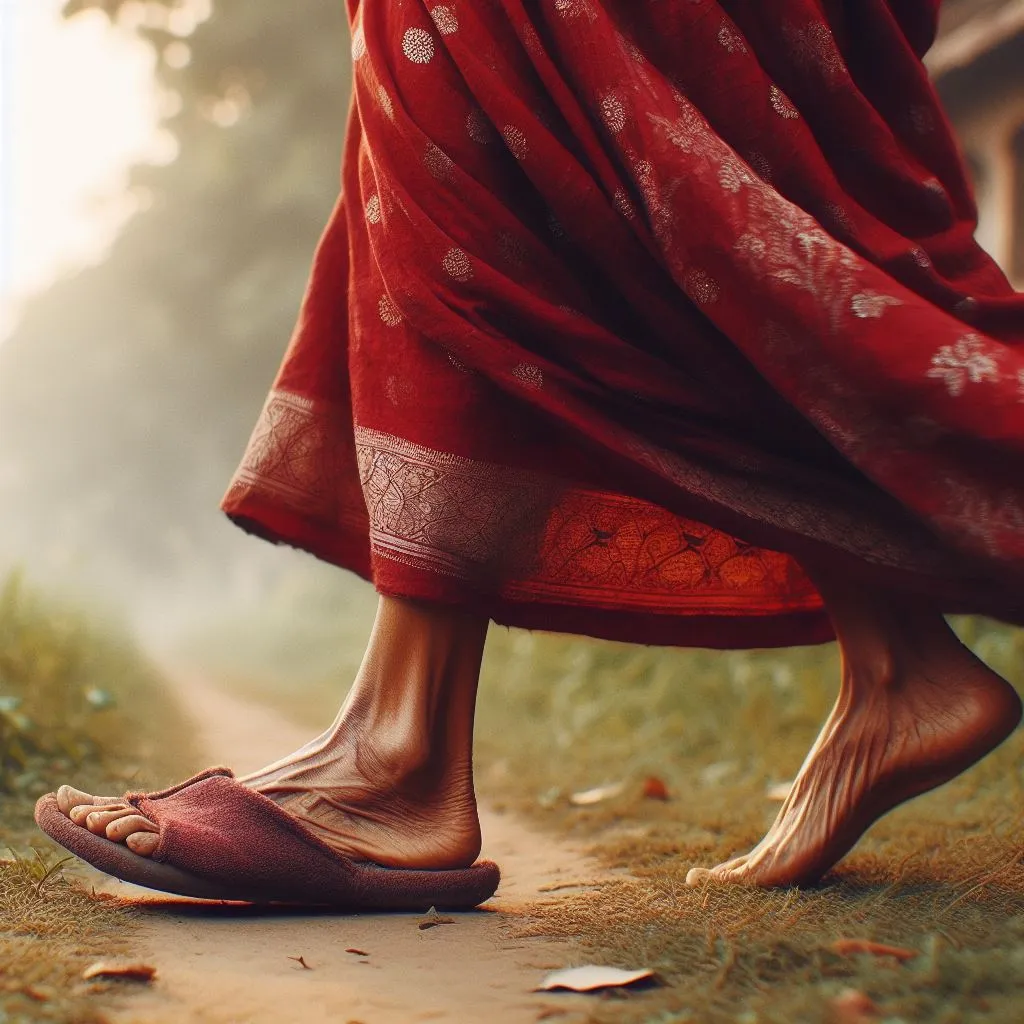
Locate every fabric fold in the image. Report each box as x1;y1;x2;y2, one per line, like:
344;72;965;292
223;1;1024;649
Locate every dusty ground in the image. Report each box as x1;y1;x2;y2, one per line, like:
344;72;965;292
85;670;635;1024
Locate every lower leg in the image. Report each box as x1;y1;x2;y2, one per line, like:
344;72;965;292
59;596;490;869
687;565;1022;887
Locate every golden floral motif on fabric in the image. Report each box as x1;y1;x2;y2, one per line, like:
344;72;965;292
227;390;364;529
352;426;817;608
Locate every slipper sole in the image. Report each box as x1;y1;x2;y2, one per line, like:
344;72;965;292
35;793;500;910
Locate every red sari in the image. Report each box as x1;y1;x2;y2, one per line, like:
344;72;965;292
222;1;1024;649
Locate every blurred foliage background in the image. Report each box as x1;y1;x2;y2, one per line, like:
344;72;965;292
0;0;363;638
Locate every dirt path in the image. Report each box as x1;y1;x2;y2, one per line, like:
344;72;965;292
97;671;608;1024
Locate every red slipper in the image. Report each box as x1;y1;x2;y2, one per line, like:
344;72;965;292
34;768;500;910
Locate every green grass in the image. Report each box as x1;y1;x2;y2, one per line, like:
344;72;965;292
180;577;1024;1024
0;571;198;1024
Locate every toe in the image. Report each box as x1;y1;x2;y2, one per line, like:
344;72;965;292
685;867;712;887
83;807;133;835
58;786;97;815
70;802;126;826
70;802;108;825
104;814;158;844
125;832;160;856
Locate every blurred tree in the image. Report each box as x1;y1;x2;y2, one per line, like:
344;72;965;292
0;1;351;608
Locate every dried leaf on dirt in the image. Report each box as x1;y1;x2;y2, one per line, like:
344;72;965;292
641;776;670;800
287;955;312;969
419;906;455;930
419;916;455;930
345;948;370;956
569;782;625;806
81;961;156;982
829;987;881;1023
830;939;919;962
535;965;656;992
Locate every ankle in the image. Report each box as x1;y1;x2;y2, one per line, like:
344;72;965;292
313;722;471;801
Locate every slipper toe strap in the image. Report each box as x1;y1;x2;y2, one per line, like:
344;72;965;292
131;775;357;898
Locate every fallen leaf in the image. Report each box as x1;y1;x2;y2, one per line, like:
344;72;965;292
700;761;736;786
535;965;656;992
23;985;53;1002
287;955;312;969
829;988;881;1023
345;948;370;956
641;776;670;800
569;782;625;806
830;939;918;963
419;905;455;930
419;916;455;930
81;962;156;983
765;780;793;801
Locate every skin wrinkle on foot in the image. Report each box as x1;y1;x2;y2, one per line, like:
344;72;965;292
686;570;1023;886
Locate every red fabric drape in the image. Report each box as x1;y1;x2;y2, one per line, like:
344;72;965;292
223;1;1024;649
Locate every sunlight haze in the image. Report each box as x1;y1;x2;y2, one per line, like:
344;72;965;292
0;0;163;333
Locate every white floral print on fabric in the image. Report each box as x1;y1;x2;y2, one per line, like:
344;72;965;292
613;187;637;220
784;22;846;81
718;22;747;55
466;108;494;144
684;269;720;306
519;22;543;58
402;27;435;64
351;24;367;61
745;151;773;183
927;334;1000;397
430;7;458;36
378;295;404;327
443;247;474;281
851;291;902;319
735;219;863;333
502;125;530;160
769;85;800;119
513;363;544;389
553;0;598;22
650;97;866;336
377;86;395;121
365;194;382;224
424;142;456;181
600;94;627;133
909;247;932;270
718;156;757;194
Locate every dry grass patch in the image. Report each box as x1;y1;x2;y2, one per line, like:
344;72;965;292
0;851;134;1024
1;572;199;1023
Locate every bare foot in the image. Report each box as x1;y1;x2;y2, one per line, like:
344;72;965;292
56;728;482;870
686;636;1022;888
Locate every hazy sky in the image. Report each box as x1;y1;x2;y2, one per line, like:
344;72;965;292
0;1;167;329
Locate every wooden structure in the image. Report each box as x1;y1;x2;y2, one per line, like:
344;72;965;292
930;0;1024;284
